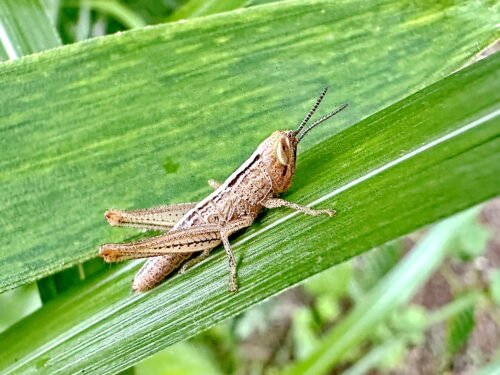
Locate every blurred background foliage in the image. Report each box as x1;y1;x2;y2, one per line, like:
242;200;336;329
0;0;499;374
41;0;283;44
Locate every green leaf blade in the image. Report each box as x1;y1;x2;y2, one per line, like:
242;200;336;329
0;0;498;292
0;46;498;375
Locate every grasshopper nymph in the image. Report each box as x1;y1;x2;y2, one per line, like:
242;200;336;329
99;87;347;292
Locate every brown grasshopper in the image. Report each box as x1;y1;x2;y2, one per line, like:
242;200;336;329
99;87;347;292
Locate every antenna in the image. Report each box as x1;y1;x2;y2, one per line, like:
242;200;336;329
297;103;348;142
294;86;329;135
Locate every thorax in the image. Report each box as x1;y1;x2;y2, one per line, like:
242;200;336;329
175;152;274;230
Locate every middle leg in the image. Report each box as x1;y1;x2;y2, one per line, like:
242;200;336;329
220;233;238;292
218;215;256;292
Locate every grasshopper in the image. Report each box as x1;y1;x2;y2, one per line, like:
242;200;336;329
99;87;347;292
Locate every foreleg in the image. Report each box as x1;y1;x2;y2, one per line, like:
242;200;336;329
262;197;336;217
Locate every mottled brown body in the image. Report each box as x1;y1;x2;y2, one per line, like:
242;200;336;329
99;87;347;292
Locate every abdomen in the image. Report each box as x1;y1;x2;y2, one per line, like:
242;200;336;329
132;254;190;292
132;204;218;291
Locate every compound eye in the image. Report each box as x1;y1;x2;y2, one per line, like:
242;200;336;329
276;137;290;165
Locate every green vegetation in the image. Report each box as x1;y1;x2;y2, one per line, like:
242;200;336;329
0;0;498;374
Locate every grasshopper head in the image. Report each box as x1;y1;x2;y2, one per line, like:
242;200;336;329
258;130;298;194
259;87;348;194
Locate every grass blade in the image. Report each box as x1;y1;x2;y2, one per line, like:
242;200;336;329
0;0;498;292
0;46;498;375
0;0;60;59
168;0;248;21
